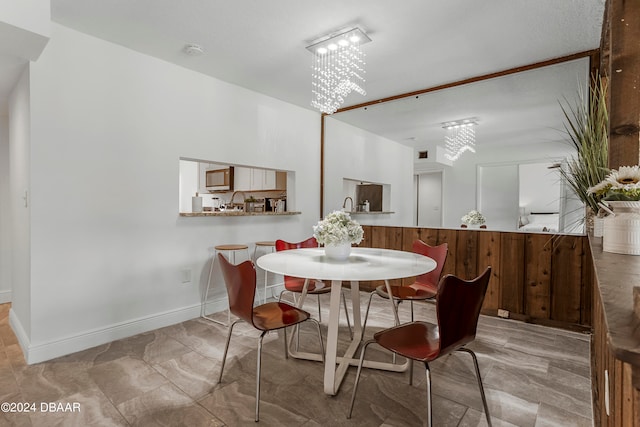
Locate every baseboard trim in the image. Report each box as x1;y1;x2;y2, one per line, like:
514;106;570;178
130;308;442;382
8;284;286;365
13;297;231;364
9;309;30;361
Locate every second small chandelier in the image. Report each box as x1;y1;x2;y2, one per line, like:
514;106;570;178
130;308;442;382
307;27;371;114
442;118;479;162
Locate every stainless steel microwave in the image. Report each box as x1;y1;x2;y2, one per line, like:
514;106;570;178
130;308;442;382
206;167;234;191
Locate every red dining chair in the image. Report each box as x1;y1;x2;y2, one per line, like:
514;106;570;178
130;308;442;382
362;241;448;330
276;237;352;337
348;267;493;427
216;254;324;422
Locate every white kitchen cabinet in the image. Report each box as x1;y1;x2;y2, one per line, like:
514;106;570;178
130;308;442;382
234;167;252;191
264;170;276;189
251;168;265;190
234;168;287;191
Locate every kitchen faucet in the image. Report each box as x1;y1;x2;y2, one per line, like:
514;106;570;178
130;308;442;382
342;196;354;212
229;191;247;210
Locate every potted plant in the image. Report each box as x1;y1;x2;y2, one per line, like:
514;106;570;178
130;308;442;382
588;165;640;254
556;76;609;233
313;211;364;260
244;196;258;212
461;210;486;227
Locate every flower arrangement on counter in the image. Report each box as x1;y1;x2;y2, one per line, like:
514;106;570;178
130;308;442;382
313;210;364;246
588;165;640;201
461;210;486;225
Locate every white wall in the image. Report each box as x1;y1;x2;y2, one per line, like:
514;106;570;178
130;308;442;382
179;160;199;213
324;117;414;226
519;162;561;213
12;23;322;363
0;114;11;303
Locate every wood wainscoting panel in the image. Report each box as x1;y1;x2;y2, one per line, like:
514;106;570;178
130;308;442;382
436;228;458;278
357;226;591;330
550;235;585;324
478;231;502;312
525;234;553;320
417;227;438;247
455;229;479;280
500;233;526;315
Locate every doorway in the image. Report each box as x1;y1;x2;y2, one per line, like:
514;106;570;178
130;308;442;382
416;171;443;227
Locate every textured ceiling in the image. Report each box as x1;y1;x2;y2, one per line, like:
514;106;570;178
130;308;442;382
2;1;605;143
49;0;604;110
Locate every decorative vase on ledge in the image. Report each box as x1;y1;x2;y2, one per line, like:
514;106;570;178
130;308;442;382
324;242;352;261
603;201;640;255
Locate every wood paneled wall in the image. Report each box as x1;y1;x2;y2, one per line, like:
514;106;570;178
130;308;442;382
358;226;592;329
600;0;640;169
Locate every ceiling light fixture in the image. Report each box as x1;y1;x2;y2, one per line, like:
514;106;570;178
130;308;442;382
442;118;478;161
306;27;371;114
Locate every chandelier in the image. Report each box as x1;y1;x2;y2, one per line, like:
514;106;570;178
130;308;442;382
442;118;478;161
307;27;371;114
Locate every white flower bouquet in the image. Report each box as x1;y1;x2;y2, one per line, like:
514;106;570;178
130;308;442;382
588;165;640;201
461;210;486;225
313;211;364;245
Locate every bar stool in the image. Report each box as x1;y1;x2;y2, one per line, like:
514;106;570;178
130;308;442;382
253;241;277;303
202;244;250;326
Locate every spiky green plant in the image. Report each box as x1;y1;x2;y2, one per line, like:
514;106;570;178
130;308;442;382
558;76;609;215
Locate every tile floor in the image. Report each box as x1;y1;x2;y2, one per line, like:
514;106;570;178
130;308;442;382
0;293;592;426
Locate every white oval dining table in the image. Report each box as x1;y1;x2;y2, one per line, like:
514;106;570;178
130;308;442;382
257;247;436;395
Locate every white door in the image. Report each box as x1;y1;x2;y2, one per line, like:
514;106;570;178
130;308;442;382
417;172;443;227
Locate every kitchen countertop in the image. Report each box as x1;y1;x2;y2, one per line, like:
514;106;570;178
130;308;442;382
590;236;640;386
179;211;300;217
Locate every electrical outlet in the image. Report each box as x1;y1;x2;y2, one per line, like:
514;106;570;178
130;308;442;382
181;269;191;284
497;309;510;318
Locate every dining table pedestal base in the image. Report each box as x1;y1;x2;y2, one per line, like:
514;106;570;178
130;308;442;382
286;279;411;395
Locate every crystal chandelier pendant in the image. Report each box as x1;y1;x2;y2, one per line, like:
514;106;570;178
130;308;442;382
442;118;478;161
307;28;370;114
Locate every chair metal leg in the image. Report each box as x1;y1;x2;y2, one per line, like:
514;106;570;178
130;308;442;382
316;294;322;323
278;289;296;305
341;291;353;339
408;359;414;386
283;325;289;359
347;339;375;419
362;290;398;364
218;320;241;383
425;362;432;427
361;291;376;335
256;331;267;422
459;348;492;427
